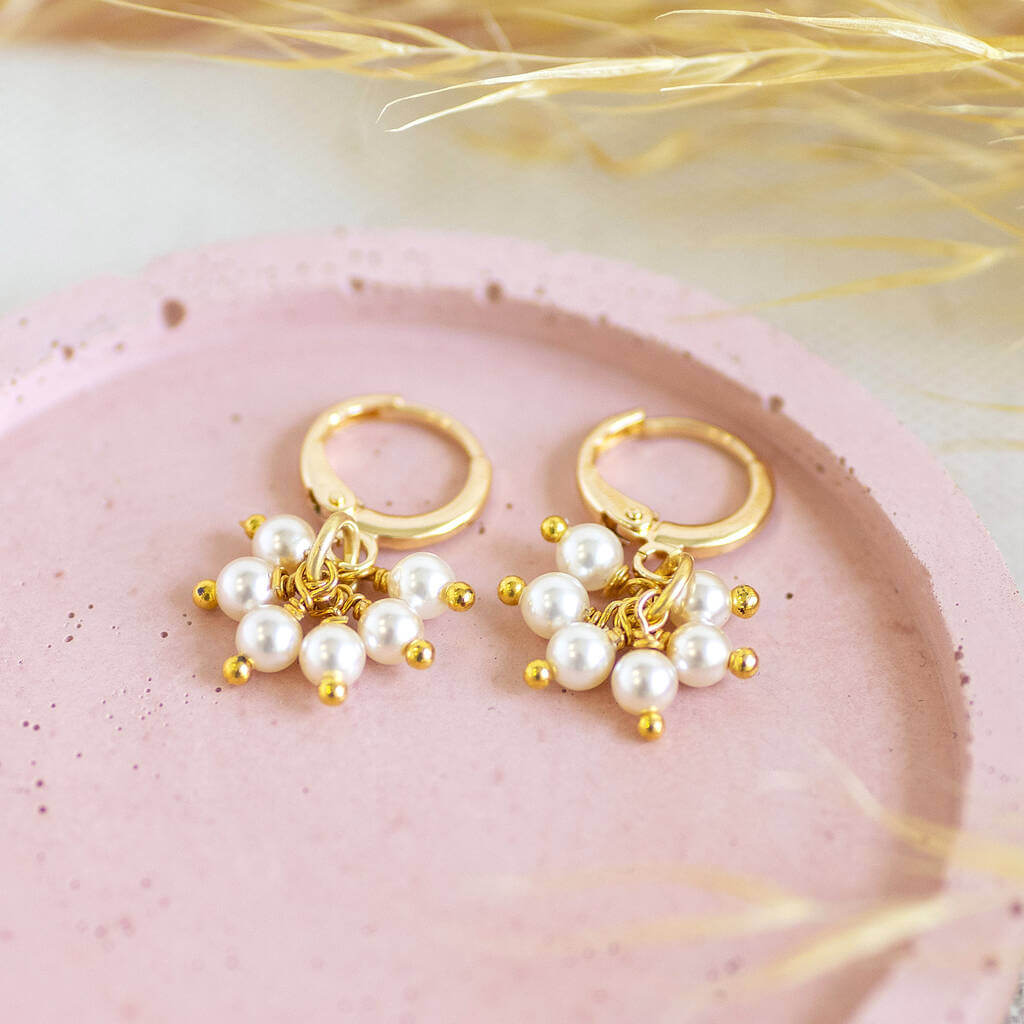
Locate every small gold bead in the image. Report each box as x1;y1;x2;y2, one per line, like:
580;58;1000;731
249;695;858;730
443;581;476;612
731;584;760;618
282;602;304;622
404;638;435;670
192;579;218;610
222;654;253;686
637;711;665;741
318;673;348;706
540;515;568;543
497;575;525;606
523;659;553;689
729;647;759;679
240;514;266;539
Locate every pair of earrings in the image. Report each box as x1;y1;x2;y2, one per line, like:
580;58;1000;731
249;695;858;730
193;394;772;740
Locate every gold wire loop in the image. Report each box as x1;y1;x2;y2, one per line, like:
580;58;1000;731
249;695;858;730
303;507;376;581
632;542;684;582
300;394;492;548
646;552;694;626
577;409;773;557
306;511;379;582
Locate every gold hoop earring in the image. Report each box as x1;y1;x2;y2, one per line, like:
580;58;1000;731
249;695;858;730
193;394;491;706
498;408;772;741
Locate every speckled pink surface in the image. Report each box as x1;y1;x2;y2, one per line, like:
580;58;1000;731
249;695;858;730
1;231;1022;1024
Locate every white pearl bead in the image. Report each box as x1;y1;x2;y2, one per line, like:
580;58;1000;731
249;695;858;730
215;556;274;621
358;598;423;665
252;514;315;571
546;622;615;691
387;552;455;620
671;569;732;627
667;622;730;688
611;648;679;714
299;621;366;686
235;605;301;673
555;523;624;591
520;572;589;639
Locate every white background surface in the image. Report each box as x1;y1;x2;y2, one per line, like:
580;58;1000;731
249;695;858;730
1;48;1021;587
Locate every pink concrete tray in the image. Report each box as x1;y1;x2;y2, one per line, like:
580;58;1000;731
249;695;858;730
1;230;1022;1024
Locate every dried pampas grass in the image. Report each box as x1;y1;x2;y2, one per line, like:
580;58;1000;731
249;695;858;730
443;748;1024;1012
2;0;1023;303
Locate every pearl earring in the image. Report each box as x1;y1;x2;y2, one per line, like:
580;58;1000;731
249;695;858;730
498;409;773;741
193;394;491;705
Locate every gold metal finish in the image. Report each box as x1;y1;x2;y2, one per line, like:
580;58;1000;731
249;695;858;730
497;575;525;606
300;393;491;548
404;638;435;669
637;711;665;740
443;581;476;612
731;584;760;618
504;510;766;737
729;647;760;678
540;515;568;543
501;413;770;738
307;511;378;583
240;514;266;539
198;395;485;708
601;564;632;597
318;673;348;705
223;654;252;686
577;409;773;556
524;659;552;689
645;553;694;628
192;579;217;610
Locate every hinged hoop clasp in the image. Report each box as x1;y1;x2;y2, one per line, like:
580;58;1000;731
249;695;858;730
576;409;773;557
300;394;492;548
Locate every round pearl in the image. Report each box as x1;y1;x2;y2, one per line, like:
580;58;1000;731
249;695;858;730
520;572;589;639
611;648;679;714
299;621;366;686
215;556;274;621
546;622;615;691
235;605;301;673
252;514;315;571
555;523;624;591
667;622;731;688
387;552;455;620
671;569;732;627
358;598;423;665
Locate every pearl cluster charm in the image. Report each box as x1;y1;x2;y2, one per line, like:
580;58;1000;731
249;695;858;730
193;512;475;705
498;515;761;740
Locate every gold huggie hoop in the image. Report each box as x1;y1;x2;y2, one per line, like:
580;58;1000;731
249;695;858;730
194;393;488;707
498;406;770;741
300;393;492;548
576;409;773;557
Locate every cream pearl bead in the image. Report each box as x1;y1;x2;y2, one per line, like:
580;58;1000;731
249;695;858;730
611;648;679;714
387;552;455;620
546;622;615;691
215;556;274;621
235;605;301;673
252;514;315;571
667;622;731;688
299;621;366;686
671;569;732;627
555;523;624;591
358;598;423;665
520;572;589;639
